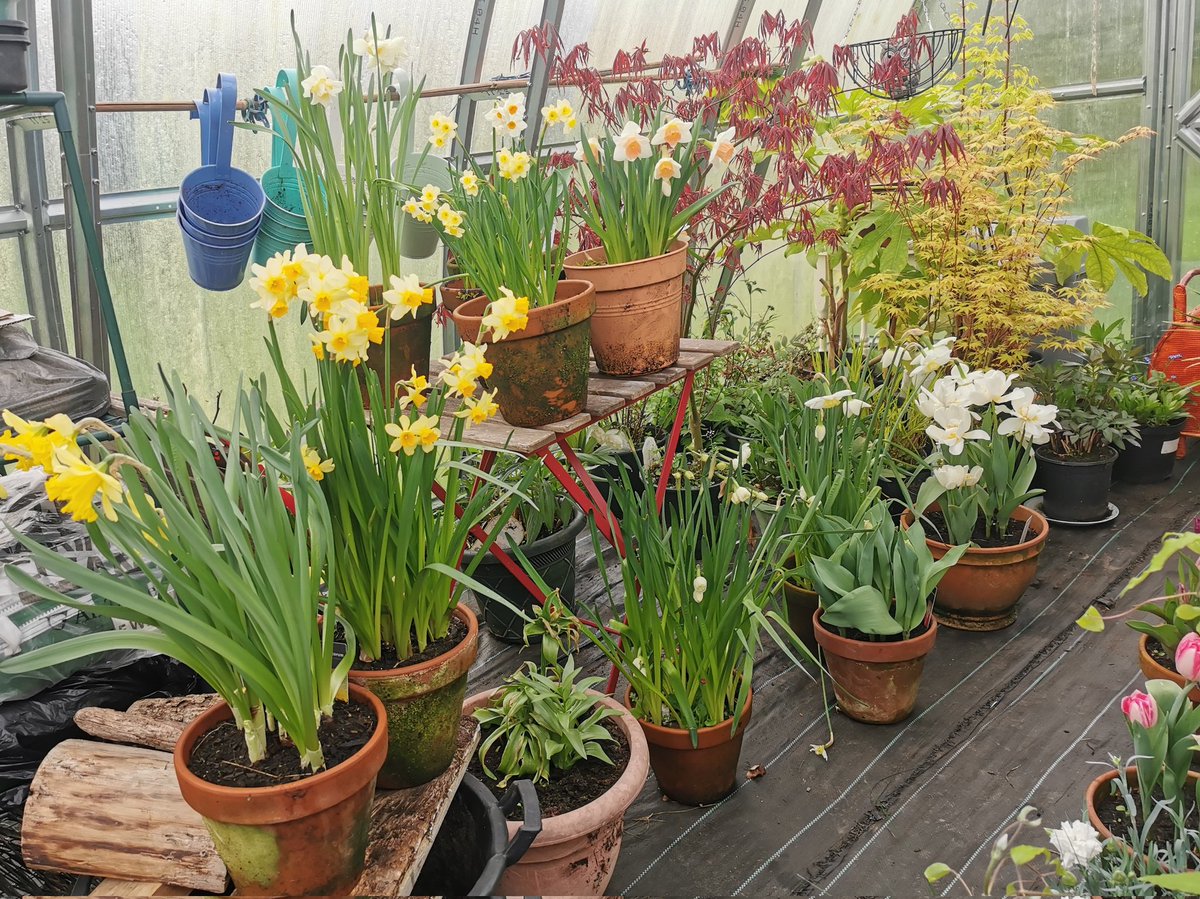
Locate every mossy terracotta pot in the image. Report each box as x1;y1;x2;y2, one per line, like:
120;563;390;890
813;610;936;725
451;280;595;428
1085;766;1200;841
360;285;432;400
628;687;751;806
1138;634;1200;702
462;688;649;895
900;505;1049;631
173;683;387;896
562;239;686;376
350;605;478;789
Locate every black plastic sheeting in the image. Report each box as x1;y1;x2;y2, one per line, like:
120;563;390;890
0;655;208;897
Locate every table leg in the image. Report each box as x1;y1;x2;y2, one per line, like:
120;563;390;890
655;371;695;511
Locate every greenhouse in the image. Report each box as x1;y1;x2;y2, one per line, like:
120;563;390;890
4;0;1200;896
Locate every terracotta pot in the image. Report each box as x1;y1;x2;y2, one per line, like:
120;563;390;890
173;683;387;896
439;278;483;316
562;240;686;376
782;578;820;659
350;605;478;789
463;688;649;895
628;687;752;806
1085;765;1200;840
451;280;595;428
361;285;433;400
900;505;1049;631
1138;634;1200;702
812;610;937;724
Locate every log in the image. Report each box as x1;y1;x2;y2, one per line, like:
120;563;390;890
124;694;220;728
21;740;226;892
73;708;186;752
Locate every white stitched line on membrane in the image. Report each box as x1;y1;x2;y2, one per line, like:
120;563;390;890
818;648;1075;894
938;673;1140;897
730;474;1193;897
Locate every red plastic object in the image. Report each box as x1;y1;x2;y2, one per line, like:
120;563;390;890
1149;269;1200;451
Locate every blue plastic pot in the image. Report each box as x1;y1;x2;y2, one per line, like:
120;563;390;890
178;210;256;292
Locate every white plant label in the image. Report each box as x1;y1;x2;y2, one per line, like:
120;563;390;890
1162;439;1180;455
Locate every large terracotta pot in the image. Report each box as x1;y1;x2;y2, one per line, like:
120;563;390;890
562;239;686;376
628;687;751;806
350;605;478;789
782;578;820;658
1138;634;1200;703
438;278;481;316
174;683;387;896
463;688;649;895
451;280;595;428
1085;766;1200;840
900;505;1049;631
813;610;937;724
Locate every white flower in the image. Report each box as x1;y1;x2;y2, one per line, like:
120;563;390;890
652;155;682;196
842;398;871;417
1047;820;1104;870
881;345;912;369
693;574;707;603
926;406;989;456
917;378;969;419
729;484;752;505
650;117;693;149
966;369;1018;406
574;136;603;164
353;33;408;72
933;464;984;490
301;65;343;107
997;393;1058;446
738;443;751;467
641;435;659;471
633;655;647;675
612;121;651;163
814;423;827;443
906;342;955;387
804;389;855;410
709;126;736;170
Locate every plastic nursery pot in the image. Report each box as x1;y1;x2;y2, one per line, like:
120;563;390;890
173;683;387;896
1033;445;1118;523
349;604;479;789
463;688;650;895
399;152;454;259
900;505;1049;632
1115;418;1187;485
812;610;936;725
450;280;596;428
462;507;587;643
782;578;820;659
1138;634;1200;703
627;686;752;806
562;239;687;376
1085;766;1200;841
0;21;30;93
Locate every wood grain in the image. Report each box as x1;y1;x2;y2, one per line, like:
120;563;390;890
73;708;185;753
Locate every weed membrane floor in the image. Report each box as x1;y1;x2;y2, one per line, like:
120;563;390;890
468;458;1200;897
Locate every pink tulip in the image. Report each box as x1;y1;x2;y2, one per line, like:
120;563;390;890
1176;633;1200;682
1121;690;1158;729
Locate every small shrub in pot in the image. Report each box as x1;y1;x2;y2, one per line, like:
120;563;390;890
1112;370;1193;484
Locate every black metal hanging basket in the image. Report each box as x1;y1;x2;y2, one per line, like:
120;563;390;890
842;27;964;101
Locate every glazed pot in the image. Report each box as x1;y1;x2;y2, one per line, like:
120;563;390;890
782;578;820;658
812;610;936;725
900;506;1049;631
174;683;387;896
562;239;686;376
629;687;752;806
1115;419;1187;484
463;688;649;895
461;508;587;643
1034;445;1118;522
1138;634;1200;703
451;280;595;428
350;604;478;789
1085;766;1200;840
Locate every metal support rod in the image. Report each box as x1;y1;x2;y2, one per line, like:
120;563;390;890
1047;76;1146;102
51;0;107;371
524;0;565;151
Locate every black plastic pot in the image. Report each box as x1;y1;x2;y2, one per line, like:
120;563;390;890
1034;445;1118;522
0;20;29;92
590;449;721;525
412;775;540;898
463;508;587;643
879;469;930;521
1114;419;1186;484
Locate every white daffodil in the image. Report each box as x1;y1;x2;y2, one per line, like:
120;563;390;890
965;369;1018;406
804;388;855;410
650;117;693;149
612;121;651;163
738;443;752;467
880;344;912;369
906;342;955;387
574;136;603;165
301;65;343;107
917;377;971;420
926;406;989;456
842;398;872;417
729;484;752;505
652;155;682;196
997;393;1058;445
1047;820;1104;870
933;464;984;490
693;574;707;603
709;126;736;170
814;422;827;443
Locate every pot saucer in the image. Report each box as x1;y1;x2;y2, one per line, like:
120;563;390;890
1025;496;1119;528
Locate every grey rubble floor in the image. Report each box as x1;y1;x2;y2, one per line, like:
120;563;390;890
466;458;1200;898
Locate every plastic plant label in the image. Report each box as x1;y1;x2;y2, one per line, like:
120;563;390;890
1162;439;1180;455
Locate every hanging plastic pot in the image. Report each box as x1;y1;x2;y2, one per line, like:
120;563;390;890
399;152;454;260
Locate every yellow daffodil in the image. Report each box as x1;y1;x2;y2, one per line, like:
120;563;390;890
480;286;529;341
436;203;459;227
399;368;430;409
402;197;423;219
420;184;442;213
652;154;682;196
301;443;335;481
386;414;440;456
1;411;79;471
248;254;294;314
353;307;386;345
446;223;464;238
555;100;574;131
497;148;513;168
309;332;325;360
457;341;493;381
459;171;480;196
541;102;562;125
338;256;371;302
298;256;350;314
280;244;310;285
429;114;457;144
651;117;693;149
455;389;500;426
439;361;479;399
499;151;532;181
415;415;440;450
321;315;371;365
44;447;124;523
382;273;434;321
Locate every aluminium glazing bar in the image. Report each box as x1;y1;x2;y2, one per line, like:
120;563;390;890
724;0;758;49
524;0;565;151
1047;77;1146;102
